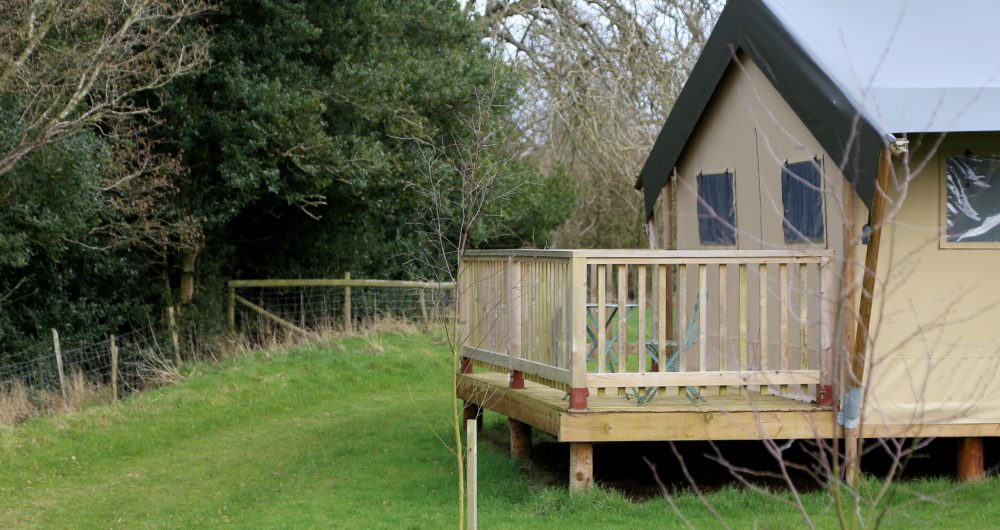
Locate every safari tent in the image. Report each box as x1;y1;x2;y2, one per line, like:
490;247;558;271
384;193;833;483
458;0;1000;491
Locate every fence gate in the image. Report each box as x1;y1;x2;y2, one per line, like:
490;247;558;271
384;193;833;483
227;276;455;336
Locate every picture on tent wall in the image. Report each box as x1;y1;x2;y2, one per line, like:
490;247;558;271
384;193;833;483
944;156;1000;245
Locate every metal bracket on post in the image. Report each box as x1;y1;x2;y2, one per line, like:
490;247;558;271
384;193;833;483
837;386;862;428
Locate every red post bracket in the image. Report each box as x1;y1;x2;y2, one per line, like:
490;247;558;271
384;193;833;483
510;370;525;389
816;384;835;407
569;387;589;410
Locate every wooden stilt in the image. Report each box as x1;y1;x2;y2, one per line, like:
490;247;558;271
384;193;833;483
957;437;985;482
845;436;861;486
510;418;531;460
569;442;593;493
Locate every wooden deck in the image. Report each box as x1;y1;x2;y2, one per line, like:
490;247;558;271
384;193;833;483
458;372;836;442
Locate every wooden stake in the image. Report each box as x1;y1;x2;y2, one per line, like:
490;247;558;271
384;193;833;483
466;419;478;530
957;437;985;482
569;442;594;493
510;418;531;460
343;272;352;332
109;334;119;401
52;329;67;405
167;305;181;365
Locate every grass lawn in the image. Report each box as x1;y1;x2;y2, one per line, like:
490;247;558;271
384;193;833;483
0;328;997;528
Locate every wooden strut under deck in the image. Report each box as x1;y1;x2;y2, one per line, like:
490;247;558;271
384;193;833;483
457;372;1000;442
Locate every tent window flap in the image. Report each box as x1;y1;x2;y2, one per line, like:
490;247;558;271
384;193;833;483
945;156;1000;244
697;171;736;245
781;159;825;244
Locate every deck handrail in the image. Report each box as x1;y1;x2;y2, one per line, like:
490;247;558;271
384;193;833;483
459;249;836;409
464;249;833;259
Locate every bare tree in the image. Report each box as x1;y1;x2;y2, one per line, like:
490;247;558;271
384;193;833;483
481;0;720;248
0;0;211;178
407;59;523;529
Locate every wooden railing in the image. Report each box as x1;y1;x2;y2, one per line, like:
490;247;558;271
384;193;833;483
459;249;835;409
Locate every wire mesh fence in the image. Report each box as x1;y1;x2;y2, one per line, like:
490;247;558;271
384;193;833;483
0;326;171;396
0;277;455;427
230;279;455;340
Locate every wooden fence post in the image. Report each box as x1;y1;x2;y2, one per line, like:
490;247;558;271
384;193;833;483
167;306;181;365
109;334;119;401
343;272;352;332
227;284;236;334
52;328;67;405
466;418;478;530
418;289;428;324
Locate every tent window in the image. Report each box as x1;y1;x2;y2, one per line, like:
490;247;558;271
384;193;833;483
945;156;1000;244
697;171;736;245
781;159;825;244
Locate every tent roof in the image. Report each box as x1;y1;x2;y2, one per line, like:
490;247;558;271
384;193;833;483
640;0;1000;218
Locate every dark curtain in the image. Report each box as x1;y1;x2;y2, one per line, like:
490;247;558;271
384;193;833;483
781;160;824;243
697;171;736;245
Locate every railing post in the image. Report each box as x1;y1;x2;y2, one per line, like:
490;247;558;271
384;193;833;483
568;255;589;409
818;257;836;406
508;259;524;389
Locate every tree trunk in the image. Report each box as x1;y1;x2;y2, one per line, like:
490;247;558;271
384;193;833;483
179;250;199;305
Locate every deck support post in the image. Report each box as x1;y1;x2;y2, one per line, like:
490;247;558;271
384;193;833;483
957;437;985;482
569;442;593;493
510;418;531;460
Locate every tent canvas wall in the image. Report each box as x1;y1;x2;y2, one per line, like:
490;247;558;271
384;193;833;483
639;0;1000;429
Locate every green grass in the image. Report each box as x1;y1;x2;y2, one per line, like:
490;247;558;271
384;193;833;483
0;329;997;528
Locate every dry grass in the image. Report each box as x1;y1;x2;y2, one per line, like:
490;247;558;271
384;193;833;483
0;371;112;429
61;371;109;411
0;313;435;429
230;313;425;359
0;382;34;428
